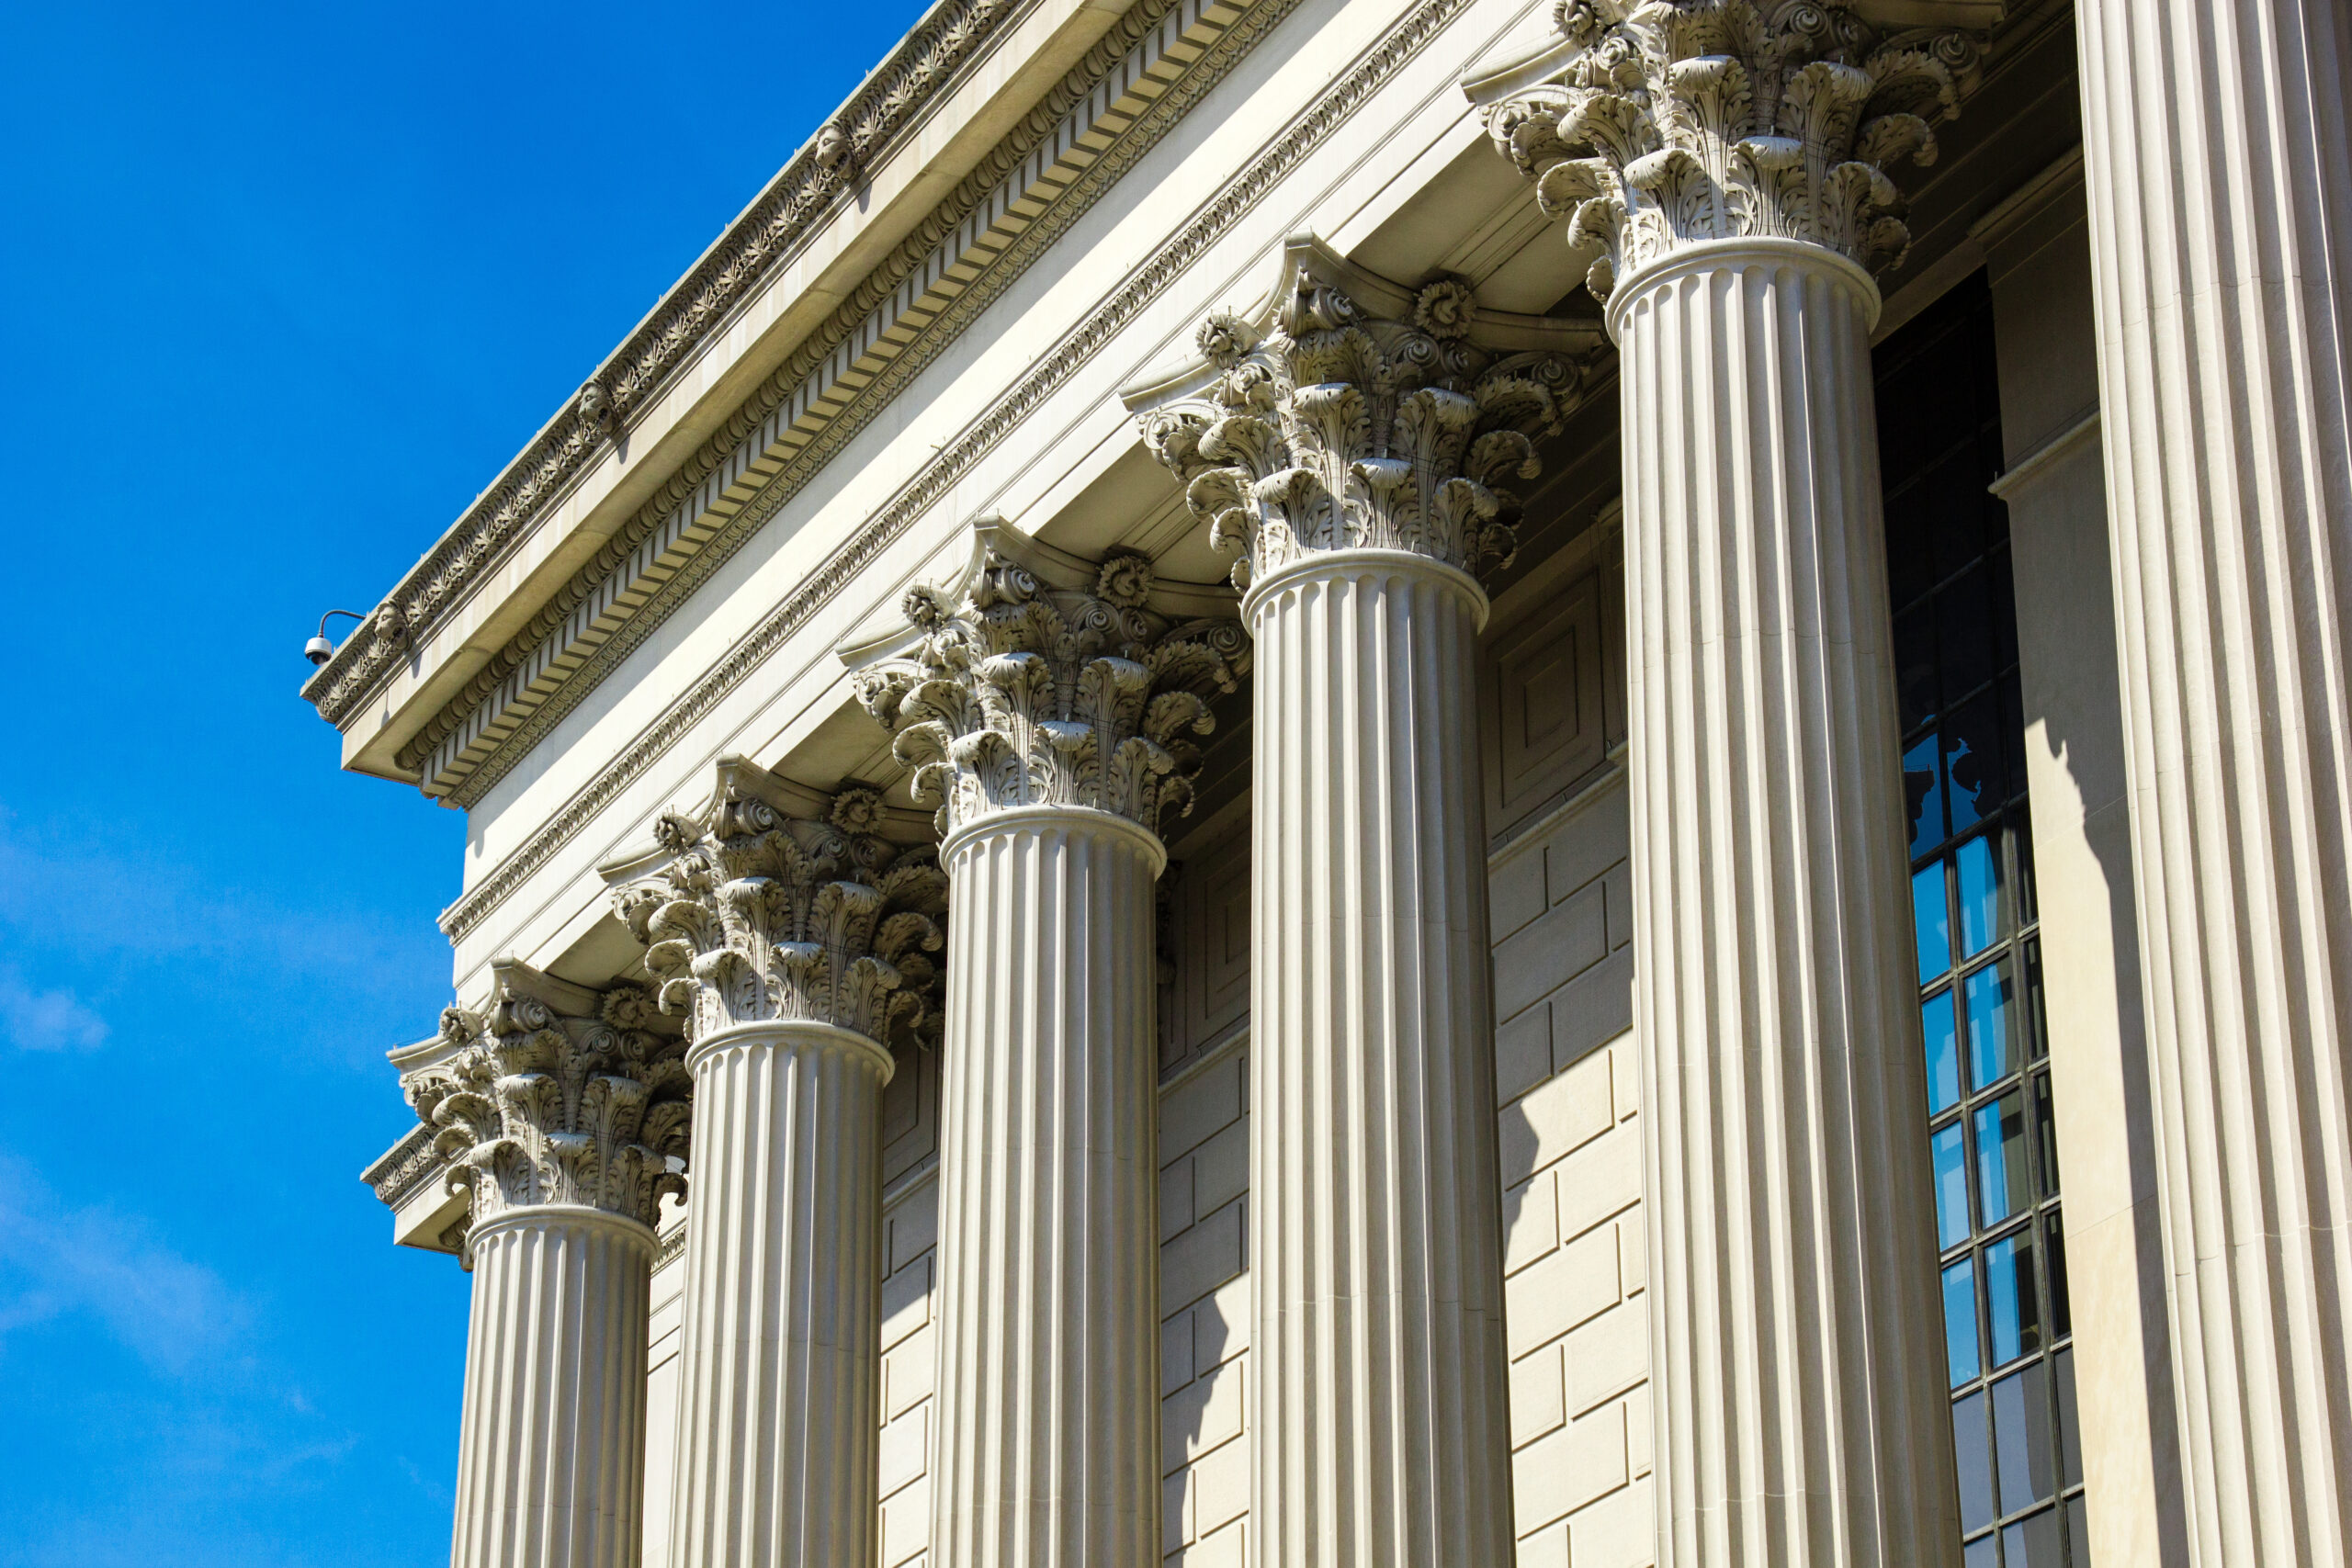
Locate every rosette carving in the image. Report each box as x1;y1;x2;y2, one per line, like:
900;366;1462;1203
614;782;947;1045
401;964;691;1241
1137;261;1596;592
1486;0;1986;298
851;534;1247;842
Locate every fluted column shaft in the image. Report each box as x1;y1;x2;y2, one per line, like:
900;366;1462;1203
2075;4;2352;1561
666;1022;890;1568
451;1206;657;1568
931;807;1162;1568
1614;241;1958;1568
1247;549;1513;1568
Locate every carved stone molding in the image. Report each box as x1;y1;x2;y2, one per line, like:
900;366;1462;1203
1132;238;1608;594
614;768;947;1046
436;0;1485;948
847;520;1248;845
1484;0;1986;300
401;961;691;1242
360;1122;441;1212
300;0;1039;728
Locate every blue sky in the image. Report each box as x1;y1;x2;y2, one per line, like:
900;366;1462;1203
0;4;929;1562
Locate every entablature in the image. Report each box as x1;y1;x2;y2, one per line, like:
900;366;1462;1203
410;0;2072;1005
301;0;1188;789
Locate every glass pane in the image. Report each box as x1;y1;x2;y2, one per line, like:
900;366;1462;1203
1929;453;1989;580
2055;1347;2084;1491
1944;1258;1982;1386
2067;1493;2091;1565
1885;484;1934;607
1975;1091;2033;1226
2014;809;2039;924
1957;832;2002;957
2034;1072;2062;1194
1897;603;1939;732
1963;1537;1999;1568
1916;862;1953;982
2003;1506;2062;1567
2022;938;2048;1062
1944;690;2003;840
1936;553;1996;677
1992;1362;2056;1511
1934;1122;1973;1247
1908;732;1947;858
1952;1390;1996;1533
1966;961;2017;1091
1926;990;1962;1114
2047;1210;2073;1338
1984;1229;2042;1366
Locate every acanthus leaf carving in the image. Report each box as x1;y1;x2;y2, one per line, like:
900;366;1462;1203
614;782;947;1047
400;964;690;1251
851;532;1248;843
1137;252;1604;592
1486;0;1986;298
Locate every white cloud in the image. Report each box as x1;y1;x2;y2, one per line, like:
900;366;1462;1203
0;1157;239;1373
0;810;449;1068
0;968;108;1051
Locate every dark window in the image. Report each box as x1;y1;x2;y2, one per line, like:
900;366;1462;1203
1875;274;2089;1566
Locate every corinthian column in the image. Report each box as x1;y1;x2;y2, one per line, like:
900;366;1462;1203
2073;4;2352;1561
1487;6;1990;1563
1139;242;1603;1567
616;767;945;1568
852;523;1245;1568
404;961;692;1568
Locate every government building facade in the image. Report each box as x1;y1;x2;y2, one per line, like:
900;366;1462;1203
315;2;2352;1564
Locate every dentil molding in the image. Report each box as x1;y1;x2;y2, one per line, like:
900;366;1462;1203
300;0;1045;729
412;0;1265;806
436;0;1493;948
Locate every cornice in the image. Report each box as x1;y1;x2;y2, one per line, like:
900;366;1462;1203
300;0;1047;731
438;0;1484;948
414;0;1237;805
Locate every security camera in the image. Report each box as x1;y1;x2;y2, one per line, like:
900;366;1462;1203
305;609;368;669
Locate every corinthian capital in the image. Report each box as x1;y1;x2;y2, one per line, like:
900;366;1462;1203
1485;1;1984;298
401;960;691;1240
613;761;948;1046
1128;237;1605;593
846;519;1248;844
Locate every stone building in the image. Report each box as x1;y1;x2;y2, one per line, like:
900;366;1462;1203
318;2;2351;1565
